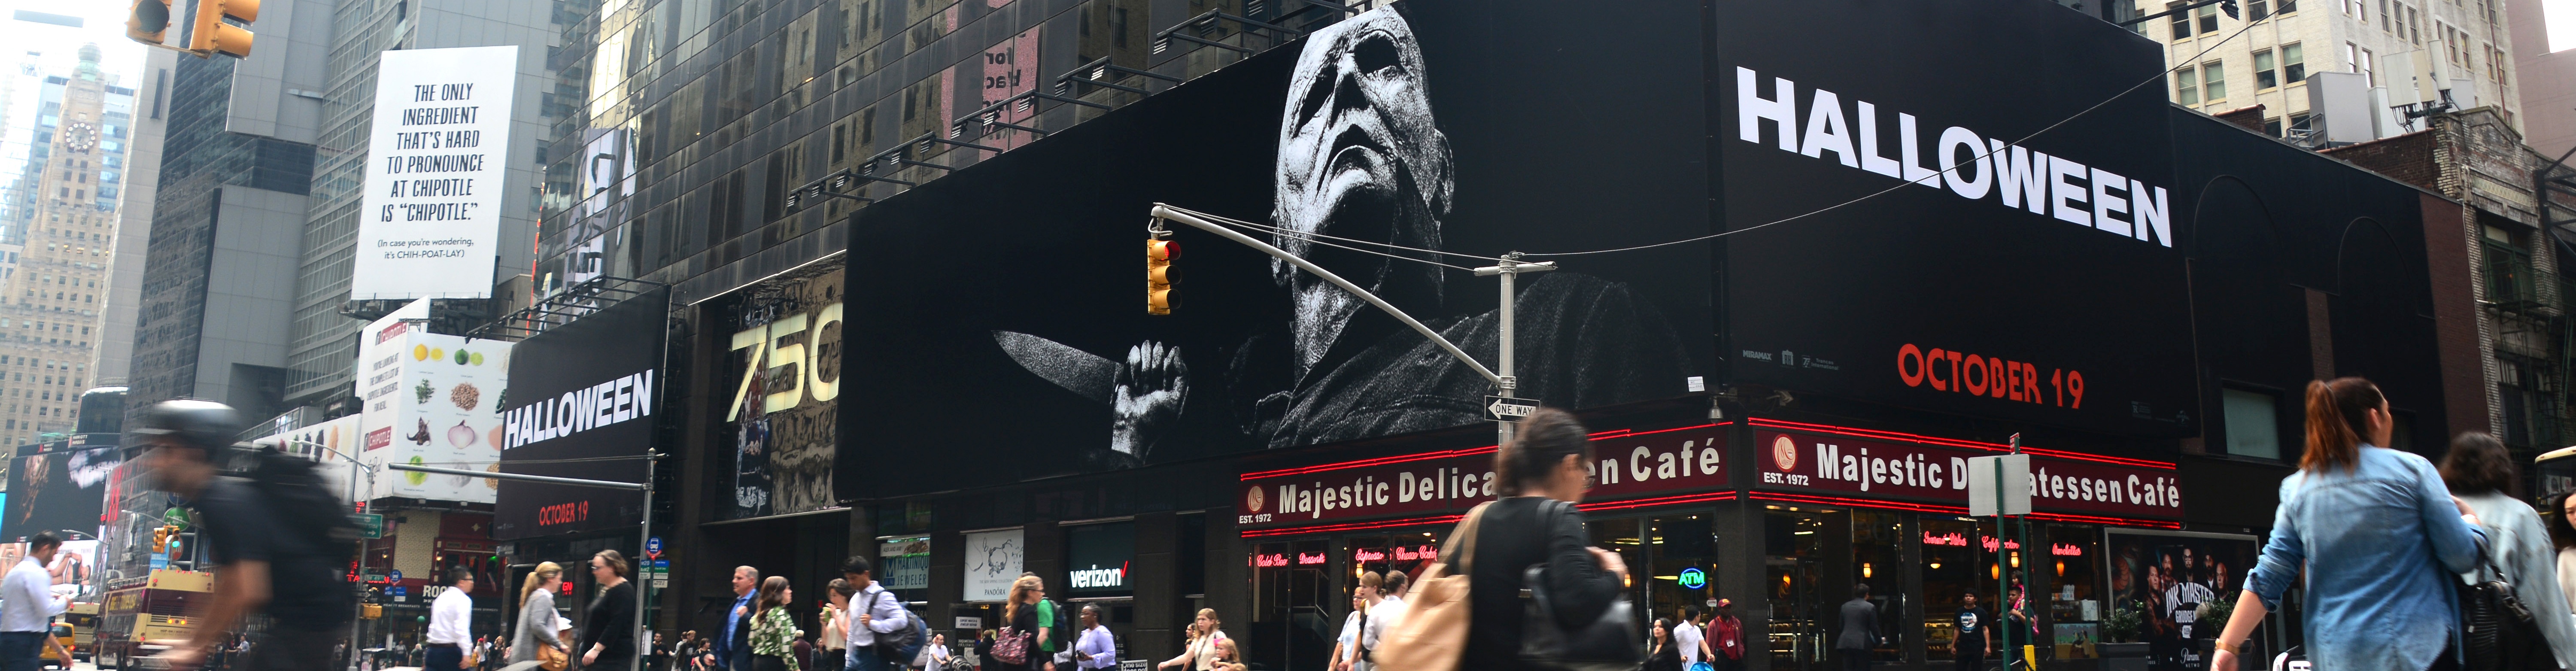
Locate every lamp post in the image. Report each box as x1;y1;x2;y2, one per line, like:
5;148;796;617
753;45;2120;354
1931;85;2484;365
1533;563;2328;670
287;437;377;671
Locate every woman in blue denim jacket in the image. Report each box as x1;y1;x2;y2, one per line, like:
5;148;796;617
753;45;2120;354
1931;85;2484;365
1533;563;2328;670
2208;377;2488;671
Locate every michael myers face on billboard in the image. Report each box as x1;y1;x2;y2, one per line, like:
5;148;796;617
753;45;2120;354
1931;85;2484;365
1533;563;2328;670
840;0;1716;498
1713;0;2198;437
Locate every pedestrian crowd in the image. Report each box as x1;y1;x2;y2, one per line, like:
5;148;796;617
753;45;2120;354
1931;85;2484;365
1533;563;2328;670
93;380;2576;671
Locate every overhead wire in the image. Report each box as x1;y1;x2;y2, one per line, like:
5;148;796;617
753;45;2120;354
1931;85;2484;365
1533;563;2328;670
1515;13;2265;258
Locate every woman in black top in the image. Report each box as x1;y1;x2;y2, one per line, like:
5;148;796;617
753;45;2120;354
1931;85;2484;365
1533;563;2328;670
1002;576;1046;671
1646;619;1683;671
1461;407;1631;671
583;550;638;671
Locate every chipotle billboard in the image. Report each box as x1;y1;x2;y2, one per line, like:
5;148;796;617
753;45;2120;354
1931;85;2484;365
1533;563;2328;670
1237;424;1728;530
1754;428;2182;521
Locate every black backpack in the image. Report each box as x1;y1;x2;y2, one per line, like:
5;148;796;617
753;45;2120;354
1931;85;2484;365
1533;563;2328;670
243;445;361;562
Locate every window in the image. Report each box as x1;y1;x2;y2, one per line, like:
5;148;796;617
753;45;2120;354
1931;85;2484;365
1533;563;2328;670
2223;388;2283;459
2379;0;2393;30
2171;1;2195;38
2479;0;2499;39
2264;116;2283;135
2250;0;2271;19
2488;44;2509;85
2196;3;2220;33
2353;44;2376;85
2177;67;2201;104
2446;24;2472;66
2202;60;2227;101
2256;49;2281;88
2485;224;2535;304
2406;6;2422;44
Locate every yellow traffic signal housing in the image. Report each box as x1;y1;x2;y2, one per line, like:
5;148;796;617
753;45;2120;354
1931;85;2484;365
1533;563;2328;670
150;525;172;553
126;0;174;47
189;0;260;58
1146;237;1179;315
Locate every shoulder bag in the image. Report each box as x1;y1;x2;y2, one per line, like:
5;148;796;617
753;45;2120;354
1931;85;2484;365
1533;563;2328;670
2461;544;2552;670
1518;499;1643;671
1373;501;1493;671
992;624;1031;665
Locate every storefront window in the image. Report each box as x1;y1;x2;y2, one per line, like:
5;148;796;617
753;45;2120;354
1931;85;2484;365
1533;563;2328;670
1645;514;1717;625
1248;539;1330;671
1921;517;2001;662
2046;524;2104;660
1346;530;1441;584
1852;509;1907;662
1592;517;1651;634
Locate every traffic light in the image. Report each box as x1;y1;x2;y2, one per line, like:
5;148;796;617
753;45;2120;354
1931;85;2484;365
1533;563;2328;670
150;525;172;553
125;0;173;47
1146;234;1179;316
189;0;259;59
2220;0;2240;18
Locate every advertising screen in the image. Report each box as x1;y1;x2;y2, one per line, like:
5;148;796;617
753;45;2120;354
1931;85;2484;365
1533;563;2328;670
0;435;116;542
839;0;1717;499
1712;0;2198;437
492;288;667;539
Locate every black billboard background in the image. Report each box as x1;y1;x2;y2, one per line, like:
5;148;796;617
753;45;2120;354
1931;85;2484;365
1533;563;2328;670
1713;0;2200;437
493;288;668;540
1;436;117;541
838;0;1716;500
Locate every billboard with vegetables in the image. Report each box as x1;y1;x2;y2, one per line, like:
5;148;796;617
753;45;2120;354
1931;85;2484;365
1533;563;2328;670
355;299;514;503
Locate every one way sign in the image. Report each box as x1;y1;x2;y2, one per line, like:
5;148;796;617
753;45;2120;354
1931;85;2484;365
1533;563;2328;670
1485;395;1537;420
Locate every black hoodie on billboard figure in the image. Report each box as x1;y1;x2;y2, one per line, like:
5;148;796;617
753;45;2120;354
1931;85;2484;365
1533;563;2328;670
993;6;1689;468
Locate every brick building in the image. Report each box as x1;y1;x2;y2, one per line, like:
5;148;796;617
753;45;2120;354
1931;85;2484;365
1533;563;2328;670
2327;106;2576;458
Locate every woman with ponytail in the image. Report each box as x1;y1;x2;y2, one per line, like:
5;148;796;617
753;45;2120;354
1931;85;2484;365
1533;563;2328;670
2206;377;2488;671
509;562;567;665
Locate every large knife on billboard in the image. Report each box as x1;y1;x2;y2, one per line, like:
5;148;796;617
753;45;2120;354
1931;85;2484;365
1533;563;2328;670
992;331;1187;467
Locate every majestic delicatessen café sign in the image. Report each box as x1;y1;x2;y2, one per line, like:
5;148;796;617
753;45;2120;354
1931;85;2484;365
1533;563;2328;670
1236;423;2182;530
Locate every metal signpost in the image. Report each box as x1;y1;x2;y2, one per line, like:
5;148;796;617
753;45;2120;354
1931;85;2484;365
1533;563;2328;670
1968;436;2033;670
391;460;654;671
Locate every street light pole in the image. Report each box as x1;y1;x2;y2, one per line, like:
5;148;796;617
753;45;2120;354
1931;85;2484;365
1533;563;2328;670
288;437;377;671
1148;203;1552;446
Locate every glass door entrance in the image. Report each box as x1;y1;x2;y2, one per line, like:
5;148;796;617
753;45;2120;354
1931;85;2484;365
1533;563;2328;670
1766;509;1832;671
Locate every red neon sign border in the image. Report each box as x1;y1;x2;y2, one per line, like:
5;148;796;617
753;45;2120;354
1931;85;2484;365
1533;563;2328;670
1747;418;2174;469
1747;492;2182;529
1239;422;1731;481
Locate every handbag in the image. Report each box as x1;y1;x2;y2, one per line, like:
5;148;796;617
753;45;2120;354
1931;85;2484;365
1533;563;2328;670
992;627;1030;665
1517;501;1643;671
537;642;570;671
2459;547;2552;671
1373;501;1494;671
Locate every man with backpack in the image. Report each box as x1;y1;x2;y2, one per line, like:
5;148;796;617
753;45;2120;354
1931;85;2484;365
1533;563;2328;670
841;557;919;671
136;400;355;671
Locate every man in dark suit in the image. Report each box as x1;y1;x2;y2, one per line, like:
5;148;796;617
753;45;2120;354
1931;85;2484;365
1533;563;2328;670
1836;583;1882;671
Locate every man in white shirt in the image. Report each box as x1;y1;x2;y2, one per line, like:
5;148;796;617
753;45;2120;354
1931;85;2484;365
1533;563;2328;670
1360;571;1410;671
425;569;475;671
0;532;66;671
1070;604;1115;670
841;557;911;671
1674;607;1705;668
